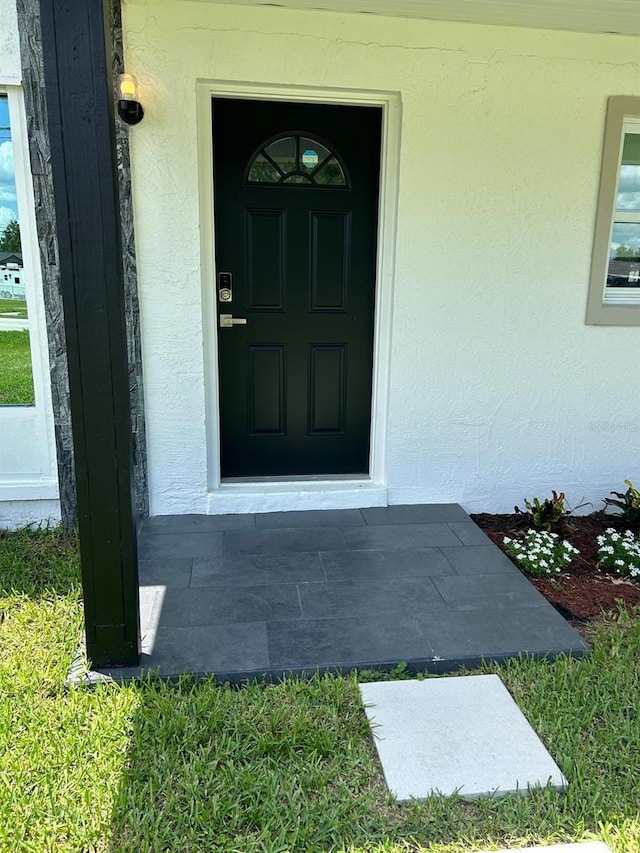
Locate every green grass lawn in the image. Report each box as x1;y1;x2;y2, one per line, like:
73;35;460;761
0;329;35;405
1;528;639;852
0;298;28;319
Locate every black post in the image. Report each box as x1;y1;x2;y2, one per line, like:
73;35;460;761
38;0;140;666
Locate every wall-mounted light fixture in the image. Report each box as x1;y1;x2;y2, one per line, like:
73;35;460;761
117;73;144;126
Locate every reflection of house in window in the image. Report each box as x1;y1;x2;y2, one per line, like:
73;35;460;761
0;251;22;266
607;258;640;287
0;254;25;299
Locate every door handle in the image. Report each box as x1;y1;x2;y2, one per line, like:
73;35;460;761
219;314;247;328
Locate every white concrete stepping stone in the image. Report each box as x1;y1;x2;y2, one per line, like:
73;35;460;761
360;674;567;801
478;845;610;853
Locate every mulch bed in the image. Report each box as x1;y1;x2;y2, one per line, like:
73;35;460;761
471;511;640;621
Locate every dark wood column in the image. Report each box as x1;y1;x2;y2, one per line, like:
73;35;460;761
38;0;140;666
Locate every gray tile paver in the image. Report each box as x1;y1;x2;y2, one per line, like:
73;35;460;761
447;521;494;546
267;614;436;669
158;583;302;627
141;514;256;533
97;504;589;682
342;522;463;550
138;557;193;588
424;605;589;659
191;552;325;587
439;544;515;575
255;509;365;528
224;526;347;555
361;503;471;525
432;572;547;609
319;547;455;580
298;577;447;619
103;623;270;679
138;531;224;560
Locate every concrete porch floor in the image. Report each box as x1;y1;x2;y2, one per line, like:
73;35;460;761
98;504;589;682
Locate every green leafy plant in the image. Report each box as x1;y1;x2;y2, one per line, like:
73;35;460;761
0;218;21;253
597;528;640;579
503;529;579;577
515;491;570;531
603;480;640;533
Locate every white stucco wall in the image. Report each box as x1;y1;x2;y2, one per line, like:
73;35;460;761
0;1;60;529
123;0;640;515
0;0;20;84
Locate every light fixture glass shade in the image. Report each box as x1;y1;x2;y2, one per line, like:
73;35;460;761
116;73;144;126
118;73;138;101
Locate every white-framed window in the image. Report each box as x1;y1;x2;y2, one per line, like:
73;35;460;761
586;96;640;326
0;87;35;403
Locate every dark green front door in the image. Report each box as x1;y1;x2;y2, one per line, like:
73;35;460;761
212;98;381;477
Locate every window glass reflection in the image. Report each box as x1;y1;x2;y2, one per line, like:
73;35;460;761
247;154;280;183
608;222;640;288
264;136;297;175
0;94;34;405
616;133;640;213
246;134;348;188
314;157;347;186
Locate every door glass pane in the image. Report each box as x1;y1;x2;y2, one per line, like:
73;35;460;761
248;154;281;183
300;138;330;172
246;134;349;188
0;95;34;405
607;221;640;287
264;136;297;174
314;157;347;186
616;132;640;212
282;174;312;184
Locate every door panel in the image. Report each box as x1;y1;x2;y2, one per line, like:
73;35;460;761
308;344;347;434
245;209;286;310
310;211;350;311
248;345;286;435
212;98;381;478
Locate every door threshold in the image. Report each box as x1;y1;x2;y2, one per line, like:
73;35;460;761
222;473;371;484
207;478;388;515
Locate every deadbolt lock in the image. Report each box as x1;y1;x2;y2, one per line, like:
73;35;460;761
218;272;233;302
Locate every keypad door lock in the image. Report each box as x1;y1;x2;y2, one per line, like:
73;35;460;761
218;272;233;303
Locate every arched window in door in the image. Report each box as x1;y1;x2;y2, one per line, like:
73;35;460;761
245;133;349;188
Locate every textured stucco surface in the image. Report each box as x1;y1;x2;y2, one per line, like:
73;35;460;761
123;0;640;515
0;0;20;82
0;499;60;529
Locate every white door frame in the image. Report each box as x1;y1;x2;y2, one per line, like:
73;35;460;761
196;80;401;514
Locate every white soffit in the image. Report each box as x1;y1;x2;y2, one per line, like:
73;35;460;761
178;0;640;38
